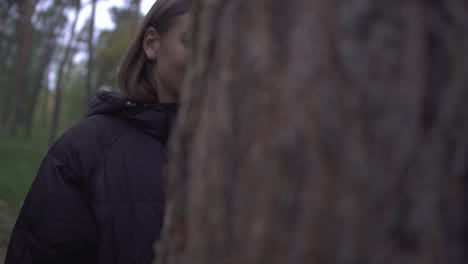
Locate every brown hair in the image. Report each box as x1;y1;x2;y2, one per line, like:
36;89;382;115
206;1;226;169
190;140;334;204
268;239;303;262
118;0;191;103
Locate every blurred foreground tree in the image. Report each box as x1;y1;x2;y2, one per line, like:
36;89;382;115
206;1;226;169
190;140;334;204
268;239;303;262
156;0;468;264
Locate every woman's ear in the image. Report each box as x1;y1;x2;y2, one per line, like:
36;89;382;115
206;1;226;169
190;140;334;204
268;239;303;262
143;27;160;61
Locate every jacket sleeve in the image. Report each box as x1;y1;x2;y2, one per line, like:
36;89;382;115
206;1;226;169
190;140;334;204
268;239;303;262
5;152;98;264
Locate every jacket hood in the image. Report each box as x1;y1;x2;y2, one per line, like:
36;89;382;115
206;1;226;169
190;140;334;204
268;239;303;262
86;90;178;145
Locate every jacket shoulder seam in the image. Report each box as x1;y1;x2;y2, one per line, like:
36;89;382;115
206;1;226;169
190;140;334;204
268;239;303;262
94;126;131;174
48;122;130;180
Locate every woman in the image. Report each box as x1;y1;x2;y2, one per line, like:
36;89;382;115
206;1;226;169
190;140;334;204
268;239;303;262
5;0;191;263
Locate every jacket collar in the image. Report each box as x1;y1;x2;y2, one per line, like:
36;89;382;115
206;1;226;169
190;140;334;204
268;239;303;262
87;91;178;145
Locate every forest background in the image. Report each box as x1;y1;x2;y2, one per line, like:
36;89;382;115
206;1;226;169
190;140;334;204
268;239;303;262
0;0;154;260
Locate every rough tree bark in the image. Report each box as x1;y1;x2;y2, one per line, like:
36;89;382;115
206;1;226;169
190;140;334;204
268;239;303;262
155;0;468;264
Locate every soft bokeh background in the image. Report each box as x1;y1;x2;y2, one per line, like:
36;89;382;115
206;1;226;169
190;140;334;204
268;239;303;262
0;0;155;260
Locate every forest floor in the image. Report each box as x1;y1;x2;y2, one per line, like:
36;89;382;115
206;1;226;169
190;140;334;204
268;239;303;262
0;127;48;263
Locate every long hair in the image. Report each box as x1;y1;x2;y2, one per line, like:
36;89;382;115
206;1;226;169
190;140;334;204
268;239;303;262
117;0;191;103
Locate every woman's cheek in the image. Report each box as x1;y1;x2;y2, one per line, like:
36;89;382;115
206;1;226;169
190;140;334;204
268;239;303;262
177;47;187;72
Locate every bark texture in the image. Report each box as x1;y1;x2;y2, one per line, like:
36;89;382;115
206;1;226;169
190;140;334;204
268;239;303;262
156;0;468;263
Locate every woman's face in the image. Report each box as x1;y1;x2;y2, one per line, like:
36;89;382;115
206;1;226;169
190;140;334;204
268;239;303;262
144;13;191;102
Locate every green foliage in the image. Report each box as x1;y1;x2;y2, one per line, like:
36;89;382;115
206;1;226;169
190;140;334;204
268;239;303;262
0;127;48;258
0;128;48;210
95;22;134;90
109;6;137;27
94;7;144;90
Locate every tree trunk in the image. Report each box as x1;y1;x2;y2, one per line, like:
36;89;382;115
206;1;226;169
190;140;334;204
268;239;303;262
0;39;15;126
0;1;15;125
23;1;67;137
39;84;49;129
8;0;35;136
85;0;97;113
49;3;81;146
131;0;141;36
156;0;468;264
24;37;56;138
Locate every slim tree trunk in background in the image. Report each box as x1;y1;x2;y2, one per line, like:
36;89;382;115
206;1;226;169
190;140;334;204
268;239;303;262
8;0;35;136
50;3;81;146
39;83;49;129
131;0;141;37
0;2;16;125
24;3;67;137
85;0;97;112
24;37;56;138
0;39;15;126
156;0;468;264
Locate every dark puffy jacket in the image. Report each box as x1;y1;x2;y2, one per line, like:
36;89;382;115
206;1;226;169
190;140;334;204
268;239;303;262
5;91;177;264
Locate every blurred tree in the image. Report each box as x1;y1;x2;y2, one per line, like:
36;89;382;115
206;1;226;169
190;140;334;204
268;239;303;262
128;0;142;36
1;0;71;135
0;1;17;124
84;0;97;111
62;62;86;129
8;0;36;136
49;0;82;145
38;79;50;129
156;0;468;264
24;1;68;138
